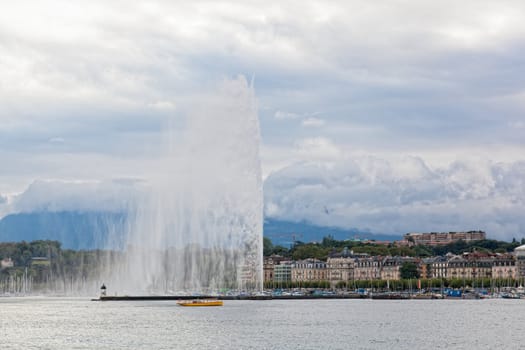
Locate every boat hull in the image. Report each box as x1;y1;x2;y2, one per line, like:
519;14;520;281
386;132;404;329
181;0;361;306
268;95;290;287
177;300;223;307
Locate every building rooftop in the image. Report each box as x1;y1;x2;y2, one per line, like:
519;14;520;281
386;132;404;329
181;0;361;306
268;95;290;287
515;244;525;251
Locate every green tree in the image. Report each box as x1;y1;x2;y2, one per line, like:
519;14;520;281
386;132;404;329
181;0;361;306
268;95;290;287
399;262;420;279
413;245;432;257
263;237;273;256
272;245;291;257
321;235;337;248
294;243;331;260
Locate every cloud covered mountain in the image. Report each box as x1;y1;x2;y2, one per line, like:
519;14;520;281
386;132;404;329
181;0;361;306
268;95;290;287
1;155;525;248
264;156;525;241
2;179;143;215
0;180;138;248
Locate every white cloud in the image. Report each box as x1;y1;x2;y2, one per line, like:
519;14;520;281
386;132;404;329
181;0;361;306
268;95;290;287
1;0;525;240
302;117;326;127
7;179;144;215
264;156;525;240
48;137;65;144
274;110;300;120
508;120;525;129
148;101;176;110
294;137;341;161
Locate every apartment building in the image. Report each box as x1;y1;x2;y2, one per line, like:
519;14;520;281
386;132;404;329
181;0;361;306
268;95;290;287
292;258;328;282
403;231;486;246
263;255;286;282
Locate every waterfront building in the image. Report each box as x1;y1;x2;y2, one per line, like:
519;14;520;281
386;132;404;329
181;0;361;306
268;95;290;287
514;244;525;278
492;254;517;280
403;231;486;246
263;255;286;282
428;256;448;279
420;257;435;279
273;261;292;283
447;255;470;280
447;253;493;280
467;257;493;280
327;248;355;287
264;244;521;287
354;257;381;280
380;257;417;281
291;258;327;282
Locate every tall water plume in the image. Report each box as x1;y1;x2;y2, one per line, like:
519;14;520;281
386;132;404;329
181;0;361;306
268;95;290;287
106;77;263;294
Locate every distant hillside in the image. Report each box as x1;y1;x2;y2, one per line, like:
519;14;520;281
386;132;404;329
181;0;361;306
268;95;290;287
0;211;126;249
263;218;400;246
0;212;401;249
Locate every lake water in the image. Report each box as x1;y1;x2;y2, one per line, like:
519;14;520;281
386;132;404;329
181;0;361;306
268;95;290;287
1;297;524;349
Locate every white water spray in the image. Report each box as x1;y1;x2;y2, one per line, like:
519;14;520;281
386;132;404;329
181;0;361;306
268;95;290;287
106;77;263;294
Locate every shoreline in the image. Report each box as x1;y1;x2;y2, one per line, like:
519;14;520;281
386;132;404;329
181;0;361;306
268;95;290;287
92;293;485;301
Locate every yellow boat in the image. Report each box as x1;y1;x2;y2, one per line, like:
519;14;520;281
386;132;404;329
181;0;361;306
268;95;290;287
177;299;223;307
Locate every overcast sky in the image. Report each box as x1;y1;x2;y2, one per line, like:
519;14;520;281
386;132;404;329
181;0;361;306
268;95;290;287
1;1;525;238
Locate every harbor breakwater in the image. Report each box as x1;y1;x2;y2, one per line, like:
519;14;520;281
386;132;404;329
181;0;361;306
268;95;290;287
93;293;449;301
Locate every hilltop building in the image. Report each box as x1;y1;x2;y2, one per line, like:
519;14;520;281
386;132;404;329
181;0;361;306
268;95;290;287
403;231;486;246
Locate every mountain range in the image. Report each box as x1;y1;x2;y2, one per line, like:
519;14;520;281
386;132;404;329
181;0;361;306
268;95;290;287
263;218;399;246
0;211;127;249
0;211;400;249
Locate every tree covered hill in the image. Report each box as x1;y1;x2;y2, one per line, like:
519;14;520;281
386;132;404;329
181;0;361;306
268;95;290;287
264;235;523;260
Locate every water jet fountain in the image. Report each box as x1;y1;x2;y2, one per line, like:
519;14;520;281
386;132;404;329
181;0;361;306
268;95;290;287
105;77;263;295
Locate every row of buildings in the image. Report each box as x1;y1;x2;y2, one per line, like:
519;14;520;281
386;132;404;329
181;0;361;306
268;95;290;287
0;257;50;270
402;231;486;246
264;244;525;286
